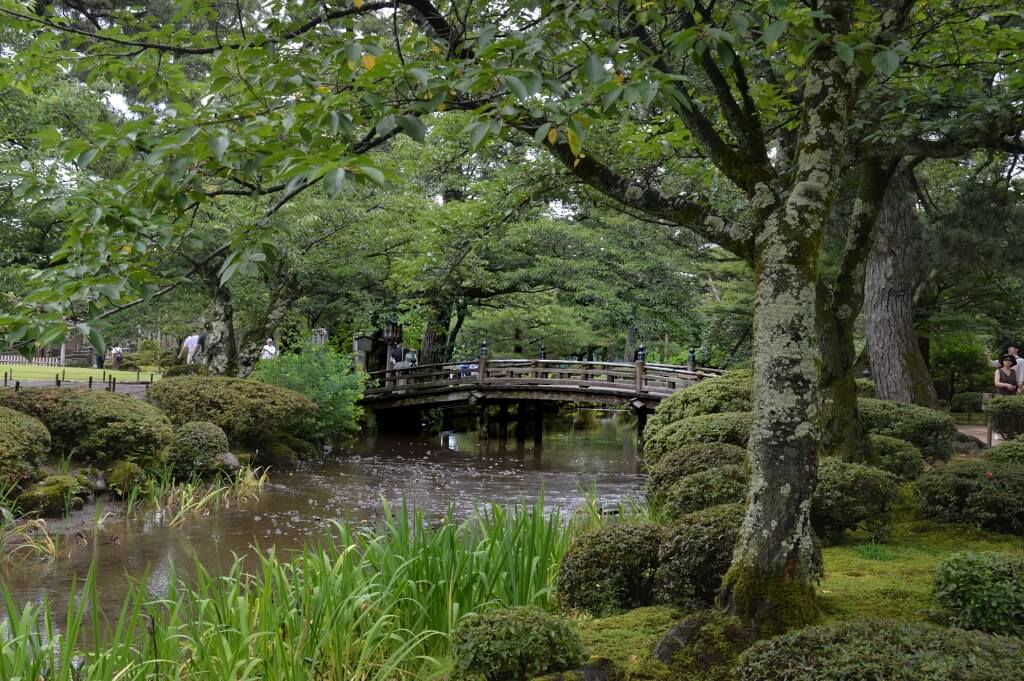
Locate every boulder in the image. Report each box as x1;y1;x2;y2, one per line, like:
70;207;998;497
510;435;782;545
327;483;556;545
15;474;86;517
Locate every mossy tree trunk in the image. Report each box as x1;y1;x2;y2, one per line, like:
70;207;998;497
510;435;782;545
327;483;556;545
865;164;939;408
199;263;239;376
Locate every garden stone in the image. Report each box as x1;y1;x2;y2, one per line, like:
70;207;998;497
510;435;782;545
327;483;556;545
215;451;241;474
530;658;623;681
15;474;85;517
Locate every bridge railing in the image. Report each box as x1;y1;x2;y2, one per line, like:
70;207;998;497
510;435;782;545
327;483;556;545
364;358;722;399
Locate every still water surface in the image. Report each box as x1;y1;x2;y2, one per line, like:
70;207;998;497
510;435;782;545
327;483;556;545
2;421;643;622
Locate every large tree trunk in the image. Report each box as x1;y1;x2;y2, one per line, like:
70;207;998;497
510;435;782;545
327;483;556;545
624;323;637;361
237;292;295;377
420;306;452;365
865;165;938;407
198;265;238;375
719;45;859;633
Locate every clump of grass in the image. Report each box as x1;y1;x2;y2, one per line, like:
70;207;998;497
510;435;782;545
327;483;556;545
129;465;268;527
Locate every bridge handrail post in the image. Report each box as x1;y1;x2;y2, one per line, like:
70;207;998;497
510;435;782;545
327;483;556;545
478;342;488;385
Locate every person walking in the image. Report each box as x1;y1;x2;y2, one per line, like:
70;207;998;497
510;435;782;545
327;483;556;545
995;355;1021;395
179;331;201;365
111;344;123;370
260;338;278;361
988;343;1024;385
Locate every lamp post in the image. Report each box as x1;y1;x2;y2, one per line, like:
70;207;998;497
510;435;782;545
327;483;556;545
539;344;546;360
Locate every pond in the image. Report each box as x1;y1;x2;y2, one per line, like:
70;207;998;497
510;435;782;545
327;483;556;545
1;418;644;624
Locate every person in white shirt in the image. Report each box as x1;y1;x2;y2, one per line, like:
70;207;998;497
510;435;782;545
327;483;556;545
111;345;123;370
179;332;201;365
988;343;1024;386
260;338;278;361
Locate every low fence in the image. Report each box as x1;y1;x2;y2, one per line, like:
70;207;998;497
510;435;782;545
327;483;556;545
0;353;62;366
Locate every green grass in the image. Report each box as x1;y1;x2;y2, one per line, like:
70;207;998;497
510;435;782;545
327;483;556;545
0;364;160;383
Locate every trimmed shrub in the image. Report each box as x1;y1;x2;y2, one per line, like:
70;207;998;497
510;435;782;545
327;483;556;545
15;474;85;517
662;465;747;520
169;421;231;478
645;442;746;503
987;438;1024;465
812;460;898;543
106;460;146;496
855;378;876;398
0;406;50;486
868;434;924;481
988;394;1024;440
932;552;1024;636
949;391;985;416
162;364;209;378
0;388;172;467
656;503;743;606
557;523;664;615
647;370;752;438
917;461;1024;535
146;377;316;448
451;606;584;681
735;620;1024;681
644;412;752;466
251;343;365;440
653;609;756;681
858;398;957;461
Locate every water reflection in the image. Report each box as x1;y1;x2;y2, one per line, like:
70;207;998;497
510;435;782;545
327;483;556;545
2;419;643;624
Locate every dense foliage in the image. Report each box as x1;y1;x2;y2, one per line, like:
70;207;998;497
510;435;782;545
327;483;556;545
646;370;751;438
0;405;50;485
987;439;1024;465
661;465;748;520
735;621;1024;681
556;523;664;616
169;421;231;479
917;461;1024;535
932;552;1024;637
987;395;1024;440
146;377;316;448
645;442;746;504
0;388;172;467
251;343;365;441
656;503;743;607
811;461;898;543
643;412;752;465
450;606;583;680
867;434;924;481
858;399;957;460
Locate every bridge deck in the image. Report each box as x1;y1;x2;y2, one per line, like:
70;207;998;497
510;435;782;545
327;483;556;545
362;359;720;410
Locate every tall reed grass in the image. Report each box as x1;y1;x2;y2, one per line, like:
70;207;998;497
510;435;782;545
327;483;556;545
0;496;629;680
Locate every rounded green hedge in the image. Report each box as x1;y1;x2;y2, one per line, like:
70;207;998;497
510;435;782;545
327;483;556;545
557;523;664;616
857;398;957;461
987;394;1024;440
917;461;1024;535
646;370;752;439
147;376;317;448
949;391;985;415
986;438;1024;465
0;405;50;486
656;503;743;607
933;551;1024;637
645;442;746;504
661;465;748;520
855;378;876;398
812;460;898;543
868;434;923;481
0;388;172;468
734;620;1024;680
644;412;752;466
451;606;584;681
169;421;231;479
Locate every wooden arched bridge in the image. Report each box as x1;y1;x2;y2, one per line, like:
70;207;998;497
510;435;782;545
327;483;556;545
362;357;721;447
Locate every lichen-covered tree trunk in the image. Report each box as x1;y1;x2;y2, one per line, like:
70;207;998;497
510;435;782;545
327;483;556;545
819;310;871;463
865;165;938;407
199;265;238;376
420;306;452;365
719;47;859;633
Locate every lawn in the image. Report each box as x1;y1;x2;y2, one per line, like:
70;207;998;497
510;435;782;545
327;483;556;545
0;364;161;383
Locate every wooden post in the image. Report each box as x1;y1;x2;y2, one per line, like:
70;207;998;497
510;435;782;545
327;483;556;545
150;372;154;384
533;402;543;449
515;402;528;449
136;370;141;382
55;373;60;386
479;403;490;444
498;402;509;442
637;408;648;452
111;376;117;392
14;381;20;392
635;346;646;394
3;371;7;387
62;369;66;382
88;376;93;389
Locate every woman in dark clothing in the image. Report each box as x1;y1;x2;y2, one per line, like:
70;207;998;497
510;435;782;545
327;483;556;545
995;355;1020;395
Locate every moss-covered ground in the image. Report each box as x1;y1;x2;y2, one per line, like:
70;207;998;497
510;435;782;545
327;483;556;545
576;606;681;680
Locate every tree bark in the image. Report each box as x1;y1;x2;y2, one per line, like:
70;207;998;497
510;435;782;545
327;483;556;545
198;265;238;375
420;305;452;365
865;165;939;407
624;323;637;361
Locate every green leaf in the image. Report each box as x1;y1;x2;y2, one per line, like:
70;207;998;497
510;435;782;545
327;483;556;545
835;40;854;65
468;121;489;149
32;126;62;148
322;167;346;197
356;165;386;186
762;20;788;45
208;134;229;162
533;123;552;145
582;53;606;84
79;323;106;356
398;115;427;142
504;75;528;101
871;49;900;76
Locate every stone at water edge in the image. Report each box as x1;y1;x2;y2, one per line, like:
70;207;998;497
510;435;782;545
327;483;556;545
215;451;241;474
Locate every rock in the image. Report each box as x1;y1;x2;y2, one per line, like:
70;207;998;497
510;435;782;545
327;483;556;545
214;451;241;474
106;460;146;496
15;474;85;517
531;658;623;681
954;431;986;455
653;610;756;681
263;443;298;468
80;467;108;493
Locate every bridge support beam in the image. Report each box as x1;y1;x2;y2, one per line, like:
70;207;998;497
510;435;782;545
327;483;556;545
631;399;649;453
498;402;509;443
533;403;544;449
479;403;490;444
515;402;527;449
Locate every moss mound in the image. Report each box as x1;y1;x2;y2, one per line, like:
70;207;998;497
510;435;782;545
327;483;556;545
661;465;748;520
644;412;752;466
656;503;743;607
15;474;86;517
0;405;50;485
653;609;756;681
0;388;172;468
812;460;898;543
169;421;231;478
647;370;752;439
146;376;317;448
558;523;664;616
645;443;746;504
735;620;1024;680
106;460;146;496
857;398;957;461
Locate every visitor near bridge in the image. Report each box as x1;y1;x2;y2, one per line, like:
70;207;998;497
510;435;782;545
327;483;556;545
989;343;1023;393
